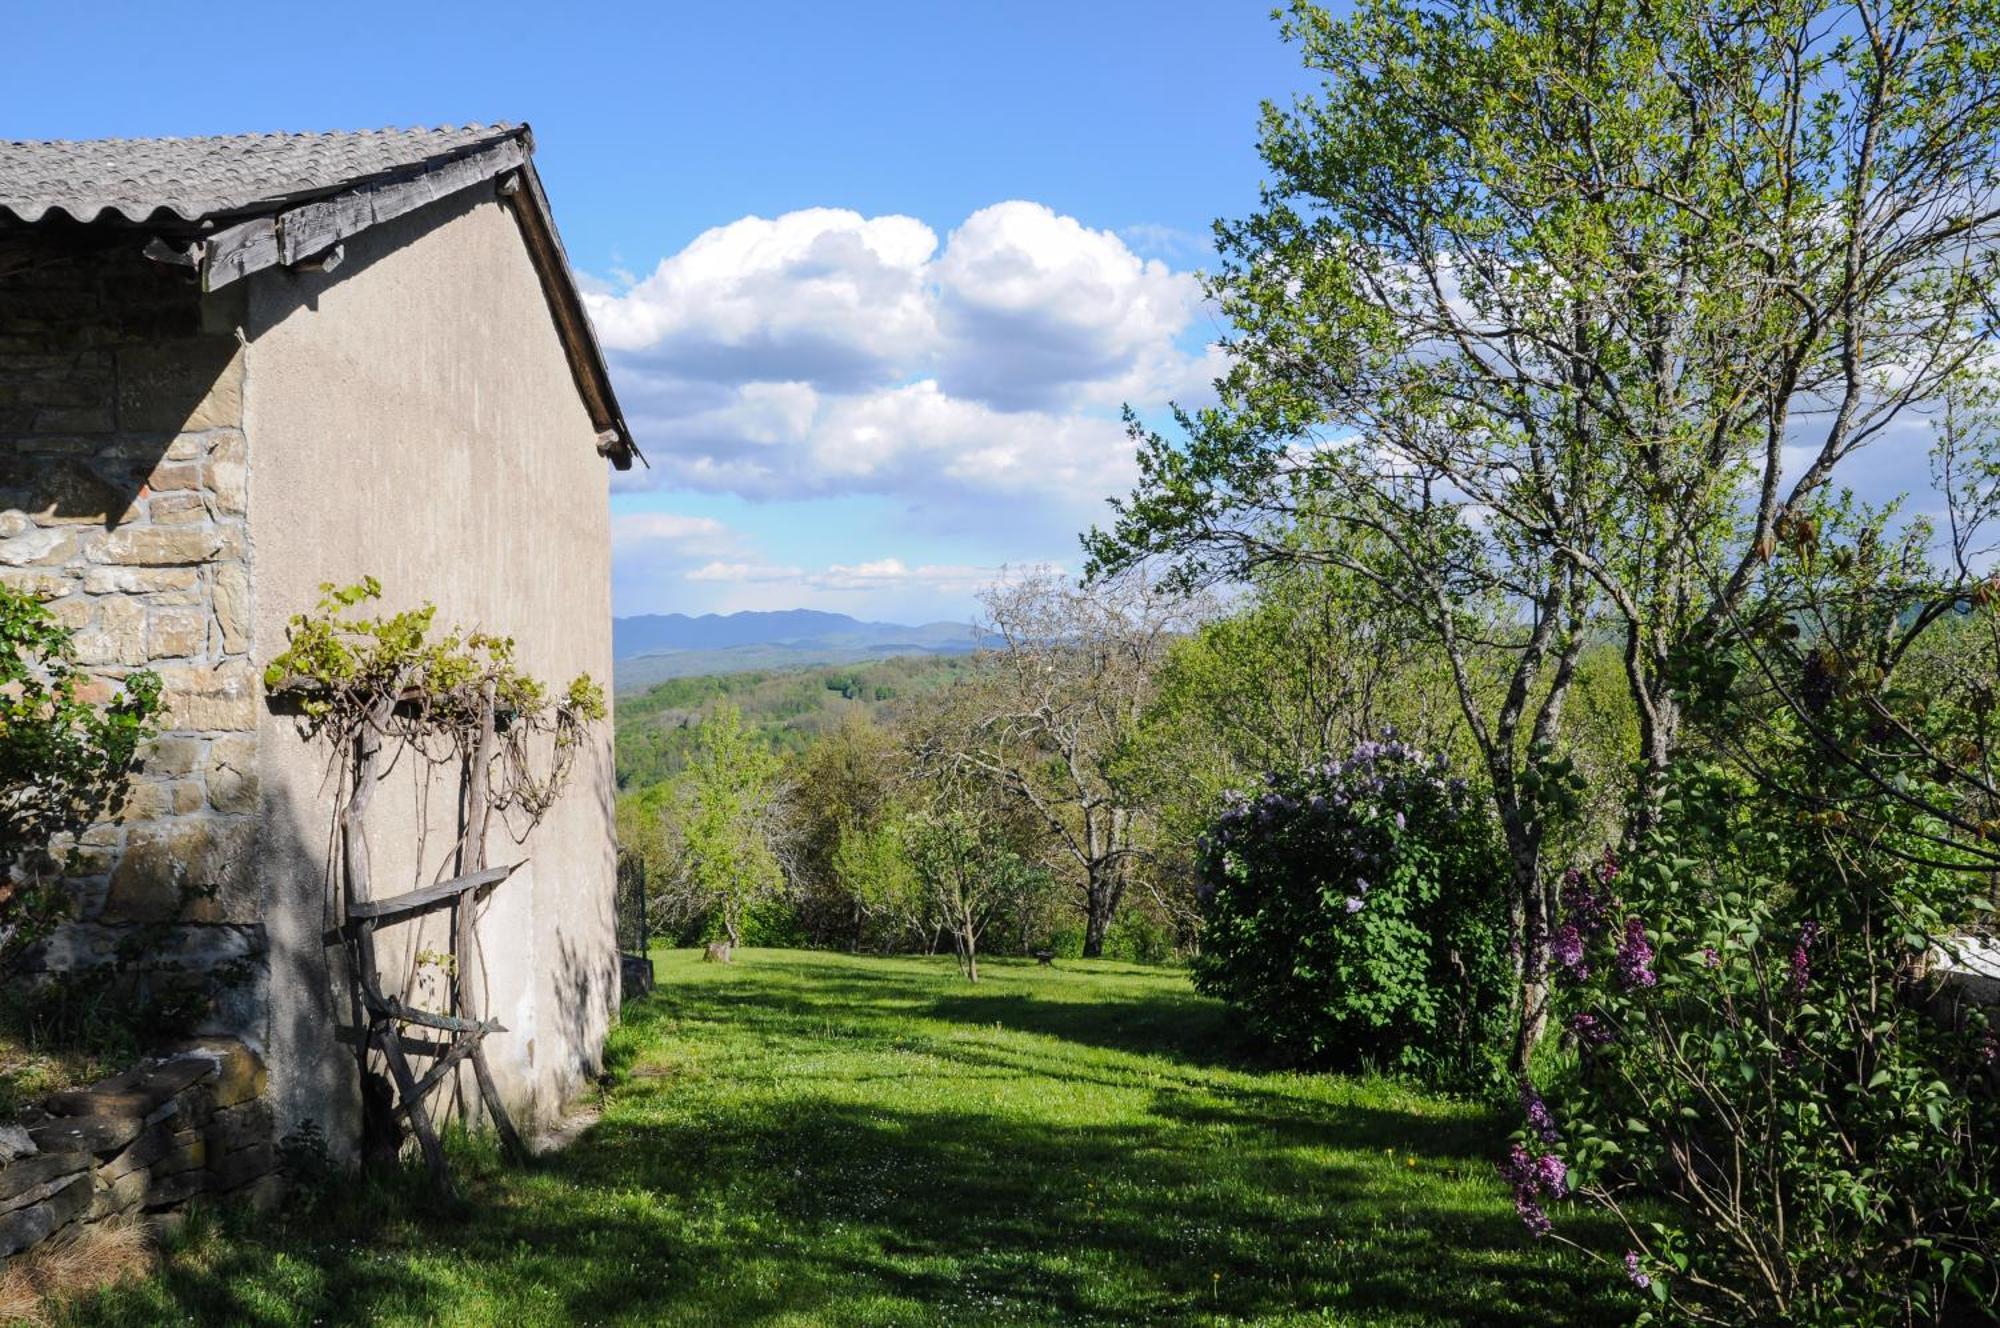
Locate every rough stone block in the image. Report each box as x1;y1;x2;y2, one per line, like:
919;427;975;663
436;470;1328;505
147;605;208;659
0;1153;85;1205
115;339;242;433
49;594;93;630
72;595;146;667
213;563;250;652
154;660;257;730
206;446;246;516
139;735;205;777
90;1165;148;1219
176;1040;266;1110
205;1100;273;1154
28;1114;141;1157
32;405;112;432
82;565;199;596
148;491;209;524
49;1056;212;1126
142;1166;206;1210
0;1125;35;1164
207;1141;276;1191
0;568;76;599
0;1173;89;1257
145;463;202;493
117;778;205;822
102;819;258;924
0;527;72;566
85;525;223;567
151;1127;207;1176
206;763;258;815
94;1121;176;1181
0;459;139;526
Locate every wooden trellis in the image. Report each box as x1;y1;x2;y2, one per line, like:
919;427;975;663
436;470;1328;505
339;683;527;1191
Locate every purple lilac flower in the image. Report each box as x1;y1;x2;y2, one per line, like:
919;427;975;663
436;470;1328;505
1497;1143;1566;1239
1701;946;1721;970
1394;810;1407;831
1980;1034;1997;1066
1568;1012;1612;1047
1520;1081;1559;1143
1344;896;1365;914
1552;923;1585;972
1624;1251;1650;1290
1616;917;1657;989
1790;920;1820;998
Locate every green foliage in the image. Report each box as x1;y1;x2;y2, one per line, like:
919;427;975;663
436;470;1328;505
680;705;785;947
264;578;605;737
1194;738;1512;1086
831;815;922;945
0;583;161;977
615;656;970;791
264;579;605;823
1536;765;2000;1325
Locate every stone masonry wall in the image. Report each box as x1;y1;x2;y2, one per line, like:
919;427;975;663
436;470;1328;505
0;1039;275;1263
0;231;263;1005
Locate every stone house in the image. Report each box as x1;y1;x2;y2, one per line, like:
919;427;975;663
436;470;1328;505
0;125;632;1158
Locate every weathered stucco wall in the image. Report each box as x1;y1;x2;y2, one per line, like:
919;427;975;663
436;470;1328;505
0;235;265;1018
241;188;618;1149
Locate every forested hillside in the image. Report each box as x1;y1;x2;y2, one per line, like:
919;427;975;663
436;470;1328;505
614;654;973;790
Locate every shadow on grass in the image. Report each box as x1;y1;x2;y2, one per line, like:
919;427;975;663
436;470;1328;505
62;955;1629;1328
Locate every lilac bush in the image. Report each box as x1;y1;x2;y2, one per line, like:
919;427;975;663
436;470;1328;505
1512;767;2000;1325
1193;737;1511;1084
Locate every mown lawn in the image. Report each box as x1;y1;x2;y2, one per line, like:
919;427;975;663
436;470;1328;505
63;949;1632;1327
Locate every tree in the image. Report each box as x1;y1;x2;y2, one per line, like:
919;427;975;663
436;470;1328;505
914;571;1201;957
785;715;903;948
830;812;925;951
0;586;160;976
1086;0;2000;1062
680;705;786;949
902;798;1047;983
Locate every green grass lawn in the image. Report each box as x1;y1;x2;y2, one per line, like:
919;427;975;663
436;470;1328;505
62;949;1632;1327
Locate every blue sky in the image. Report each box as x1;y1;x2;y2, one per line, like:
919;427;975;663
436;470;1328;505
9;1;1310;624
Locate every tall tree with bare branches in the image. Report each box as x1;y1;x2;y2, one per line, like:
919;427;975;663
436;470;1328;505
913;572;1200;957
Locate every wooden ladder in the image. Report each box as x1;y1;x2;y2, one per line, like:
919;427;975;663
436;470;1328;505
339;683;527;1191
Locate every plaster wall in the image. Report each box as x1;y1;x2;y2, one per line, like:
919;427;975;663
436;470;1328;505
240;189;618;1150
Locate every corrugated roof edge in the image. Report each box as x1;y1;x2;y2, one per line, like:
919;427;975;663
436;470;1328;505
1;124;639;471
0;125;526;226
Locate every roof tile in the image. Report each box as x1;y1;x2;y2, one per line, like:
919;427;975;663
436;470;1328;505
0;125;525;225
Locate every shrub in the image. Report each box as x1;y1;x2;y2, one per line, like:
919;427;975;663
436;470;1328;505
0;585;160;978
1192;737;1511;1083
1528;766;2000;1324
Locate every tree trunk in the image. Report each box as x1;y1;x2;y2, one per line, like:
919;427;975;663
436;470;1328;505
1082;881;1112;958
1500;810;1552;1073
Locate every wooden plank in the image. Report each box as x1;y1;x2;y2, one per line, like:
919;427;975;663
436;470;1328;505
277;139;526;265
346;863;517;921
391;1033;485;1122
362;998;505;1036
377;1018;452;1193
503;162;641;470
200;137;525;287
202;217;277;291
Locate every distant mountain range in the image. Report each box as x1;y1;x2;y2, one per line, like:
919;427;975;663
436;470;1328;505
613;610;983;691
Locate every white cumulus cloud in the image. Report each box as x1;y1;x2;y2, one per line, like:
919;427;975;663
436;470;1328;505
586;200;1219;514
